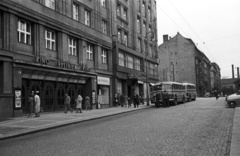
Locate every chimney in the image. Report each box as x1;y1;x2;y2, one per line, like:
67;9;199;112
163;35;169;42
232;64;235;79
238;67;240;78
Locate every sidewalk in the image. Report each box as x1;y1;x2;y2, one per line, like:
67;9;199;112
0;104;153;140
230;107;240;156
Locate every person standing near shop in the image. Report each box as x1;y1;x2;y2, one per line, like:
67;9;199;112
27;92;34;117
85;96;90;111
34;91;41;117
75;94;83;113
120;94;124;107
133;92;139;108
64;93;73;113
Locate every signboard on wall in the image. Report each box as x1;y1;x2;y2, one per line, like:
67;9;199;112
97;76;110;85
15;90;21;108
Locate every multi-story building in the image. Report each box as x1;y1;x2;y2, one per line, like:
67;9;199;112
0;0;114;119
158;32;212;97
0;0;159;119
111;0;159;103
210;62;221;91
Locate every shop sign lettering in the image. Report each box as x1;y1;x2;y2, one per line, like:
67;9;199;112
36;57;49;65
57;62;76;70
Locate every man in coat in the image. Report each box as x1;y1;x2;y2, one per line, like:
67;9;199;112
64;93;73;113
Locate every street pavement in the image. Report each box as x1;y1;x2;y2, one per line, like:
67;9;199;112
0;98;239;156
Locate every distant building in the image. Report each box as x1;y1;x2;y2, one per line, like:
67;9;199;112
158;32;212;97
210;62;221;91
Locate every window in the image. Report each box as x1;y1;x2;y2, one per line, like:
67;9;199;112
137;18;140;33
148;45;152;57
123;8;127;20
69;37;76;56
143;22;146;36
73;4;79;21
85;10;90;26
101;49;107;64
144;41;147;53
45;29;56;50
102;20;107;34
127;56;133;69
45;0;55;10
18;20;31;44
137;0;140;11
86;43;93;60
123;33;128;46
101;0;106;7
118;29;121;43
135;58;141;71
142;2;146;17
117;4;120;16
119;52;124;66
148;8;151;21
137;38;141;52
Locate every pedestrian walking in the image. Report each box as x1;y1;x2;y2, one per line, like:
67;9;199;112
34;91;41;117
214;90;219;100
128;96;131;108
75;94;83;113
124;94;128;107
114;94;119;107
27;92;34;117
85;96;90;111
155;93;160;108
133;92;139;108
64;93;73;113
120;94;124;107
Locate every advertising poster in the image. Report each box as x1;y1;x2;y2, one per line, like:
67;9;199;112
15;90;21;108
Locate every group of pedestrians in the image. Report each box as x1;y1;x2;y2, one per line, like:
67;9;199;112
64;94;90;113
114;92;144;108
155;90;170;108
27;92;41;118
27;92;91;117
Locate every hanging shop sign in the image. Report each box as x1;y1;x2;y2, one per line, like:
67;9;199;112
97;76;110;85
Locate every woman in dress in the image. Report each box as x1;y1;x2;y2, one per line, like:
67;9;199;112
75;94;83;113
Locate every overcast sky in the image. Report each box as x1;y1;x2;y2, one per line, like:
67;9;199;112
156;0;240;79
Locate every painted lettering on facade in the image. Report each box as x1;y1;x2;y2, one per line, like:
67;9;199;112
57;62;76;70
36;57;49;65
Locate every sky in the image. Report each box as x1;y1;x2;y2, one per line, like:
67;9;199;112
156;0;240;79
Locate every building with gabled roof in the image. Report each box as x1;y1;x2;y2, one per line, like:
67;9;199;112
158;32;213;97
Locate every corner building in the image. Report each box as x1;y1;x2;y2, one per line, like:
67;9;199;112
111;0;159;103
0;0;113;118
158;33;212;97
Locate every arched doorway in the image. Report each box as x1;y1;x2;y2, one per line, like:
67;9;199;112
67;84;76;109
43;82;54;112
56;83;65;111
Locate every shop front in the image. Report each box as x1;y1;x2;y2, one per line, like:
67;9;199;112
14;61;97;116
97;76;110;108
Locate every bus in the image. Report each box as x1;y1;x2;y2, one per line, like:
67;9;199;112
150;81;186;106
182;83;197;101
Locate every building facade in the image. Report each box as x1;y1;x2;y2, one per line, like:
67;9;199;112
210;62;221;91
158;33;212;97
111;0;159;103
0;0;114;119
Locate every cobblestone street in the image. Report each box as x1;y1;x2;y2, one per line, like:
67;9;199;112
0;98;235;156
